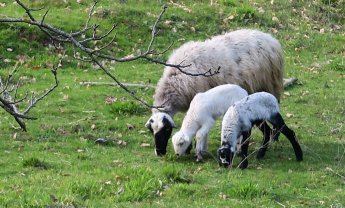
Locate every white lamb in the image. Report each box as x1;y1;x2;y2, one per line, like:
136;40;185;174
146;29;284;156
218;92;303;169
172;84;248;161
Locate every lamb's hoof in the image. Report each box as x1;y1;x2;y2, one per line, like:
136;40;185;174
239;160;248;169
195;155;203;162
256;149;266;159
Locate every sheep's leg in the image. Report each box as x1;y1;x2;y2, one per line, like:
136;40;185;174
239;131;250;169
270;113;303;161
256;121;272;159
195;120;214;162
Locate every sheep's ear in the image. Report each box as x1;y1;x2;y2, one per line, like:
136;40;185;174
145;118;153;129
163;114;176;128
171;120;177;128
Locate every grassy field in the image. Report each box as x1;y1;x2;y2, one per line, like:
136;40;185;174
0;0;344;207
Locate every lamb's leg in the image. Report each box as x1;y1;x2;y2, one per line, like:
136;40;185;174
270;113;303;161
255;121;272;159
195;120;214;162
239;131;250;169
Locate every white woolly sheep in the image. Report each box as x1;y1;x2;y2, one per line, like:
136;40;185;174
218;92;303;169
172;84;248;161
145;29;284;156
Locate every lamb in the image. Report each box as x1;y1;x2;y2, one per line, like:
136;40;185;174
218;92;303;169
145;29;284;156
172;84;248;161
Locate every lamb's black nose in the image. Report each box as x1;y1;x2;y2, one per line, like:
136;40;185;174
176;154;180;156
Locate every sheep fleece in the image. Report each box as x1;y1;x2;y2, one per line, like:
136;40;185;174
153;29;283;115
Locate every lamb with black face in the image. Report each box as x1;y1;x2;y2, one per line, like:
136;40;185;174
218;143;233;168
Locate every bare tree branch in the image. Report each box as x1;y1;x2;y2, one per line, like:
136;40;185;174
0;62;59;131
0;0;222;126
0;0;220;73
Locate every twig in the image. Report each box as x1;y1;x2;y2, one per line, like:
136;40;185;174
325;167;345;180
79;81;155;88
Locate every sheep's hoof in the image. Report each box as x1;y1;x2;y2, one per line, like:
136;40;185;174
256;148;267;159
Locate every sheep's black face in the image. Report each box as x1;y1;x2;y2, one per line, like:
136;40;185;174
146;113;175;156
154;123;173;156
218;145;233;168
153;117;173;156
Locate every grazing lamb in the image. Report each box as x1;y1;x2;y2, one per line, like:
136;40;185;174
172;84;248;161
145;29;284;156
218;92;303;169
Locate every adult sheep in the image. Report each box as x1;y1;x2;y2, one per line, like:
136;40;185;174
145;29;284;156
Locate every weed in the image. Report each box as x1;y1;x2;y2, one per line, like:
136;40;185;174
108;101;146;115
219;0;237;6
235;4;257;24
162;166;193;184
329;59;345;71
22;157;50;170
230;182;267;199
70;181;104;200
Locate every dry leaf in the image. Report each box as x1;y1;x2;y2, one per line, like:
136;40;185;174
164;20;175;25
105;96;117;104
117;140;127;146
113;160;123;166
16;55;27;64
258;7;265;13
271;28;278;34
286;113;294;118
77;149;84;153
272;16;279;22
104;181;112;185
284;92;291;96
7;48;13;52
63;94;69;100
91;124;96;130
0;3;6;7
140;143;151;147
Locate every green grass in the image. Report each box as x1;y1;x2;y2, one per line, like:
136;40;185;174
1;0;345;207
